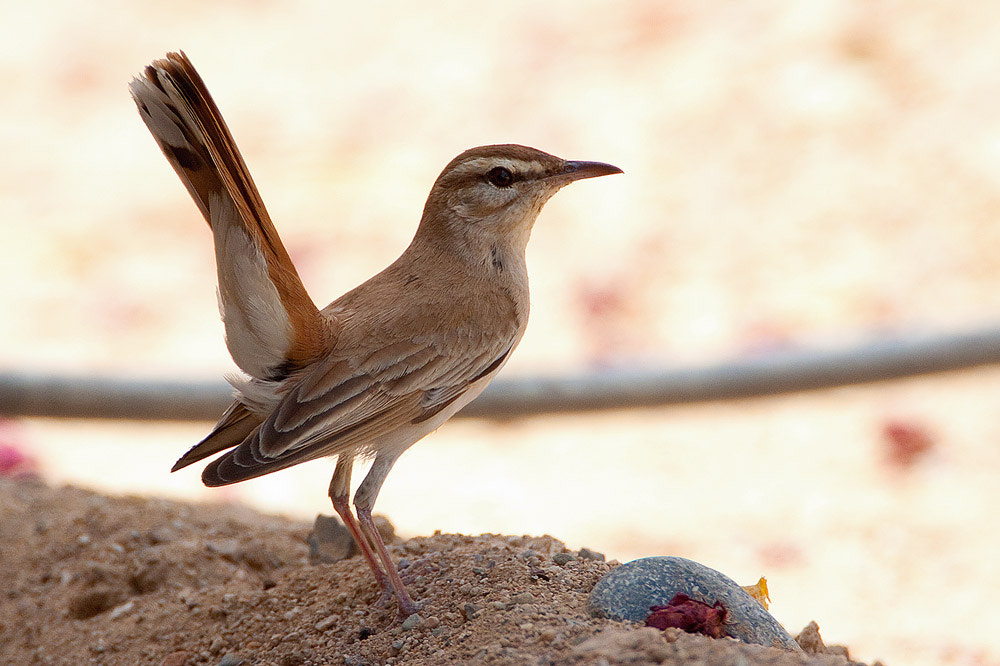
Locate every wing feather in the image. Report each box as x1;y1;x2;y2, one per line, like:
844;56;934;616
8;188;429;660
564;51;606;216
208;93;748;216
199;332;515;486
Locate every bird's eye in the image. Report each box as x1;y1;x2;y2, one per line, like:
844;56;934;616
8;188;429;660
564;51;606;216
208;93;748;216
486;166;515;188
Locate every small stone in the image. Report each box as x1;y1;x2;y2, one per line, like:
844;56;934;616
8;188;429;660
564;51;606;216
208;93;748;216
461;603;481;621
108;600;134;620
795;620;826;653
511;592;536;605
160;651;191;666
401;613;423;630
306;515;355;564
491;601;508;610
424;616;441;629
315;614;339;631
552;553;576;566
578;548;605;561
519;549;537;560
540;628;557;642
209;638;225;655
206;539;241;561
218;654;244;666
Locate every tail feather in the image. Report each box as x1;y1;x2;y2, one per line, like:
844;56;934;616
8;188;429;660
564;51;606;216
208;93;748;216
129;52;332;380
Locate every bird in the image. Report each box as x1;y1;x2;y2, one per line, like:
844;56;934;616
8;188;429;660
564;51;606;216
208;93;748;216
129;51;622;618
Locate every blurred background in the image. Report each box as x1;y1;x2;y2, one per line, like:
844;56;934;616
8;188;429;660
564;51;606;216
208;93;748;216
2;1;999;664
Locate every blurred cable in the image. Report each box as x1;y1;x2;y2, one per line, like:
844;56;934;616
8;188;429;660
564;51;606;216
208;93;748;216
2;325;999;422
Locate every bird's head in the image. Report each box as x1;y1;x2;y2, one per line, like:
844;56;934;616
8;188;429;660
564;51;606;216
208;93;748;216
416;144;622;256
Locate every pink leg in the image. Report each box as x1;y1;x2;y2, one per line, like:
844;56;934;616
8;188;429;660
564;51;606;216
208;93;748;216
355;448;422;619
357;505;421;618
328;456;393;603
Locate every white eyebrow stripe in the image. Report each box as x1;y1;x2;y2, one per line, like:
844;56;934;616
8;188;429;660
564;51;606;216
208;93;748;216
453;157;547;178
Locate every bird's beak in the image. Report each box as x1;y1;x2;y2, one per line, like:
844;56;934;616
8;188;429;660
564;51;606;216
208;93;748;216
553;160;624;183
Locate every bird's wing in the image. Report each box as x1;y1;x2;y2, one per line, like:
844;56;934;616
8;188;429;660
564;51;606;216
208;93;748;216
129;52;330;380
171;401;265;472
200;331;516;486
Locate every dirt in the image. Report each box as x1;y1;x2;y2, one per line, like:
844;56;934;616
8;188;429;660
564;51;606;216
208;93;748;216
1;479;867;666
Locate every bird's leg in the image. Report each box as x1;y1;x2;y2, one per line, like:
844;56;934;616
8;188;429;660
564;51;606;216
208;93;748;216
355;449;422;619
328;455;393;605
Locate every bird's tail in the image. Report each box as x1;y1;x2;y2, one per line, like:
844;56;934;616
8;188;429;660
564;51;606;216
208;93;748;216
129;52;329;380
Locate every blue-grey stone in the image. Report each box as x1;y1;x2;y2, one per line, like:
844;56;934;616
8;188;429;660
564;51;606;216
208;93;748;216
589;556;802;652
401;613;423;630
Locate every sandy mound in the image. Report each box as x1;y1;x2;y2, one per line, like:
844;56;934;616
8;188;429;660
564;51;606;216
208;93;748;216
0;479;866;666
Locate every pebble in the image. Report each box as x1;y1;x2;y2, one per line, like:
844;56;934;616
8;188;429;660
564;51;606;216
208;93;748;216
218;654;244;666
159;651;191;666
108;600;134;620
552;553;576;566
401;613;423;630
305;514;355;564
315;614;339;632
578;547;605;561
589;556;802;652
461;603;481;620
511;592;536;605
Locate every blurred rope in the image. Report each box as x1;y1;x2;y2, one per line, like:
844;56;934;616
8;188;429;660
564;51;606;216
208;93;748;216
1;325;999;422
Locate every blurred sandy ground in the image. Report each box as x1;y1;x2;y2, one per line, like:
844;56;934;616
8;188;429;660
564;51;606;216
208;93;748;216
2;1;999;664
